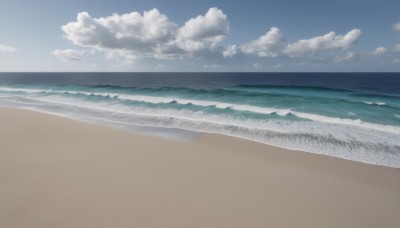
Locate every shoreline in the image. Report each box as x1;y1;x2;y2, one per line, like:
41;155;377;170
1;107;400;227
3;106;399;169
4;103;398;168
1;90;399;168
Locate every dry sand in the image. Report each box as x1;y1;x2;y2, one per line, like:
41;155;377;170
0;108;399;228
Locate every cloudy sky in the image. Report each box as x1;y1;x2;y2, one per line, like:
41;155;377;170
1;0;400;72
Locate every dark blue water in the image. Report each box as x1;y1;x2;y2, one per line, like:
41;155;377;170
0;72;399;93
0;72;399;167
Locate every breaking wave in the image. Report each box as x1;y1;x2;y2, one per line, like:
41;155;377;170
0;83;399;168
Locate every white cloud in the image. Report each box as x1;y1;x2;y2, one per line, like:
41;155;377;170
62;9;179;58
371;47;388;56
60;8;366;65
223;27;286;58
284;29;362;57
370;45;400;56
61;8;229;61
240;27;286;57
222;44;238;57
224;28;361;59
334;52;358;63
369;20;400;60
177;7;229;52
0;44;16;53
51;49;87;61
393;21;400;32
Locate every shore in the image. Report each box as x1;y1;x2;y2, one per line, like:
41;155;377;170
1;108;399;228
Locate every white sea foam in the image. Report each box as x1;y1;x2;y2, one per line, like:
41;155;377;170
291;111;400;134
363;101;386;106
52;92;400;134
0;87;45;93
57;92;400;134
100;94;400;134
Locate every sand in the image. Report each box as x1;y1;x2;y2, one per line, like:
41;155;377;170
0;108;399;228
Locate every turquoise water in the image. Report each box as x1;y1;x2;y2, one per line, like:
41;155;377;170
0;73;399;167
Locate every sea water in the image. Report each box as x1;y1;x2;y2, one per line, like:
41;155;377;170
0;72;399;167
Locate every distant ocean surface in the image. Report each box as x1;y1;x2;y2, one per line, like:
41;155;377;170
0;72;399;167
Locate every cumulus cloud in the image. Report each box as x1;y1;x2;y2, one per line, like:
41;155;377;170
62;9;179;59
61;7;229;61
369;20;400;59
0;44;16;53
223;27;286;58
284;29;362;57
60;8;364;63
371;47;388;56
177;8;229;52
240;27;286;57
222;44;238;57
51;49;87;61
370;45;400;56
224;28;360;58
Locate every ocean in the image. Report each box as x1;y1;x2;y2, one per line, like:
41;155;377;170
0;72;399;167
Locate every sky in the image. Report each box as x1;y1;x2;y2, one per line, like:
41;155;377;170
1;0;400;72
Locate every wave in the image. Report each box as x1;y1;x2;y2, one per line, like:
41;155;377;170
115;95;400;134
0;87;46;93
292;112;400;134
362;101;386;106
2;85;399;110
229;84;360;94
42;92;400;134
1;86;400;134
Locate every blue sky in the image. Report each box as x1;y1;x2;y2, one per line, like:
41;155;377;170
1;0;400;72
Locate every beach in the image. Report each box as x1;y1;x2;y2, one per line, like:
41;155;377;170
1;107;399;228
